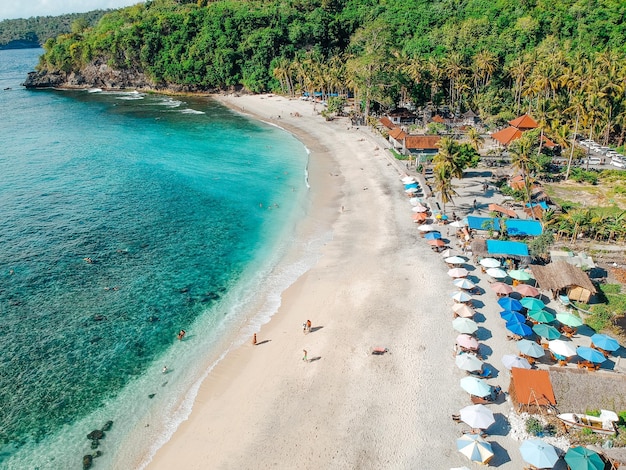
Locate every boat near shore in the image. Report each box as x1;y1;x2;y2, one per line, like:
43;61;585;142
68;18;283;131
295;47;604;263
557;410;619;435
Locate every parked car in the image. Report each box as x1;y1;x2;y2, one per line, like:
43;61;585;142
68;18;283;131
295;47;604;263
584;157;602;165
610;157;626;168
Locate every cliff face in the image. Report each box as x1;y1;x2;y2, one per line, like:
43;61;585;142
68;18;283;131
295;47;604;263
22;60;156;90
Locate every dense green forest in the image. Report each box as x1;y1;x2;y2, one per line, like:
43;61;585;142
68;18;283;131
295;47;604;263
34;0;626;145
0;10;108;49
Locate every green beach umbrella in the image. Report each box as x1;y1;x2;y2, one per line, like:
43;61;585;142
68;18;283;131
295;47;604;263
564;446;604;470
556;312;583;328
508;269;532;281
528;309;556;324
532;323;561;340
520;297;545;311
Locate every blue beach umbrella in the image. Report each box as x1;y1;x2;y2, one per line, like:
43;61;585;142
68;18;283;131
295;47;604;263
498;297;523;312
532;323;561;340
564;446;604;470
528;309;556;324
520;297;545;311
519;439;559;469
500;310;526;323
517;339;545;358
460;376;492;397
404;183;418;189
576;346;607;364
506;320;533;337
424;232;442;240
591;334;620;352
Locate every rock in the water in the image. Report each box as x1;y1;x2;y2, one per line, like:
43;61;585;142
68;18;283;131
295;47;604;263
90;439;99;449
102;420;113;431
86;430;104;440
148;393;156;399
83;454;93;470
94;450;103;458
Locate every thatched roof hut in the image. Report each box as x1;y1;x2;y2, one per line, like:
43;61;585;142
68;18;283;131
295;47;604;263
530;261;597;302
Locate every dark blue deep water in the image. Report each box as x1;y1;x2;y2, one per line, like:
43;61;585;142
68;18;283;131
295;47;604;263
0;48;310;469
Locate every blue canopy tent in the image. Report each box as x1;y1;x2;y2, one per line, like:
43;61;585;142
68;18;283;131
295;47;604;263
486;240;529;257
467;216;500;231
505;219;543;237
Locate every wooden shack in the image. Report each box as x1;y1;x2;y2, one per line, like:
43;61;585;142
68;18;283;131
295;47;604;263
530;261;597;303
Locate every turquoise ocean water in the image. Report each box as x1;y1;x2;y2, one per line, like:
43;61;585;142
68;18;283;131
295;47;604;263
0;48;316;469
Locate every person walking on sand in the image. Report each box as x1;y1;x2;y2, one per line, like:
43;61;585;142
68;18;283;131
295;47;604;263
303;322;307;334
177;329;186;340
252;333;257;345
306;319;312;332
302;349;308;362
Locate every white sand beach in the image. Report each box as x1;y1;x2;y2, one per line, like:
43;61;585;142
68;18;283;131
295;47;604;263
145;93;555;469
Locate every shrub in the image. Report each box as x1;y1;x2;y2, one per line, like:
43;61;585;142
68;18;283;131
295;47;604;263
526;417;544;436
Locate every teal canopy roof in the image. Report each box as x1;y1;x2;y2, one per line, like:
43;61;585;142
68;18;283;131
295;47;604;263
486;240;529;257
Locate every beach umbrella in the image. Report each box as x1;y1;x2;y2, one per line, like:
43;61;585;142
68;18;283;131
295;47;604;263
532;323;561;340
498;297;523;312
459;404;495;429
405;187;419;194
450;220;466;228
440;248;453;258
509;269;533;281
515;284;540;297
457;434;494;464
506;320;533;337
425;232;442;240
446;256;467;265
502;354;532;370
549;339;576;358
556;312;583;328
453;303;475;318
453;317;478;335
448;267;469;278
460;377;491;397
404;182;418;189
455;353;484;372
412;205;429;213
519;439;559;469
520;297;545;311
440;214;449;221
453;278;475;290
576;346;607;364
517;339;545;358
479;258;501;268
564;446;604;470
418;224;436;232
500;310;526;323
409;197;421;206
456;334;479;350
490;282;513;295
412;212;428;222
428;239;446;247
591;334;620;352
486;267;507;279
528;309;556;324
451;291;473;303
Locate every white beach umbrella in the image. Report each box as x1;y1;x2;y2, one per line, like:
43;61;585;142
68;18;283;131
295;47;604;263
409;197;421;206
548;339;576;358
453;317;478;335
486;267;508;279
405;187;419;194
479;258;501;268
448;267;469;278
451;291;473;303
459;404;495;429
412;205;428;213
439;248;454;258
501;354;532;370
455;353;483;372
445;256;467;265
402;176;416;184
450;220;466;228
418;224;436;232
453;278;475;290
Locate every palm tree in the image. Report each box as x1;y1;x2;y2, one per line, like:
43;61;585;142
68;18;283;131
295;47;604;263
466;127;484;153
433;165;458;213
433;136;464;179
509;131;539;216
